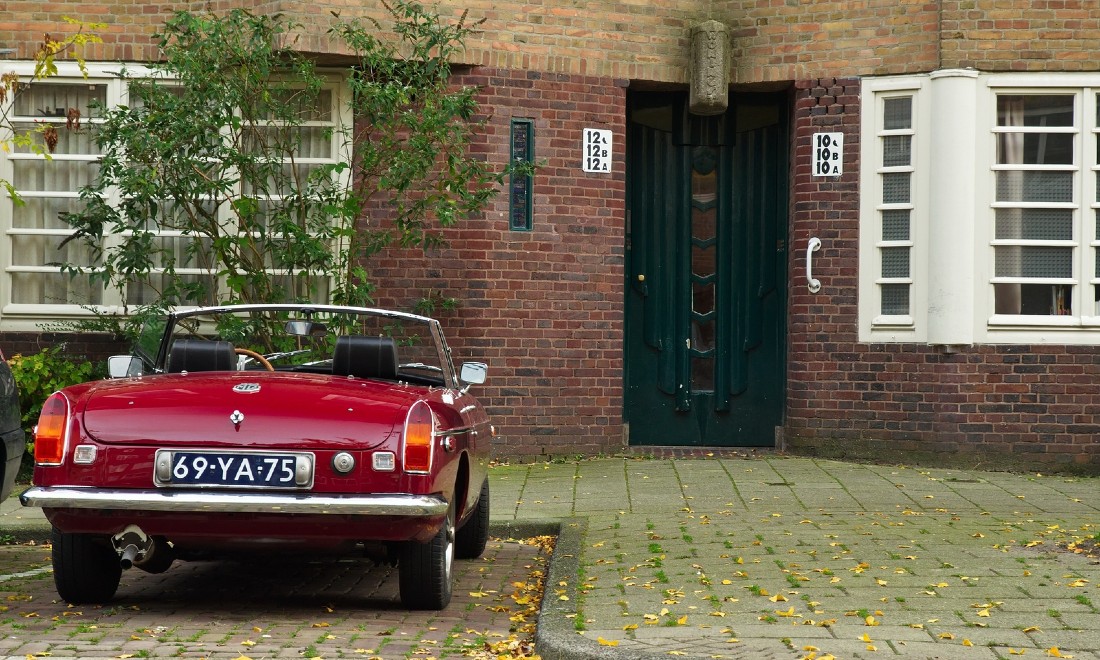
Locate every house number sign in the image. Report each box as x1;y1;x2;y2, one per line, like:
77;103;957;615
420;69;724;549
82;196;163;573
583;128;612;173
812;132;843;177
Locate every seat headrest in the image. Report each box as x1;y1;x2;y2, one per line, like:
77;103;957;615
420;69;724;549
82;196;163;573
167;339;237;373
332;335;399;381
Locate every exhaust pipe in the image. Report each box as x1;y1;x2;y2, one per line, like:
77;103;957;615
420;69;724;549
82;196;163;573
112;525;154;570
119;544;140;569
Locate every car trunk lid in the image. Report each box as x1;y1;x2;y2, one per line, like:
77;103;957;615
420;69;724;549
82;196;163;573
81;372;421;451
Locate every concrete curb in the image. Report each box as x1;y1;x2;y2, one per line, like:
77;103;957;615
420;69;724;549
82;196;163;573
535;517;677;660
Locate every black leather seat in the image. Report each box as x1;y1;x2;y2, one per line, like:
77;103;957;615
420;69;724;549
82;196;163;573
167;339;237;373
332;336;399;381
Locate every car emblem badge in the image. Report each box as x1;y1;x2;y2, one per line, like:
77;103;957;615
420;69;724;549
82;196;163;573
230;410;245;425
233;383;261;394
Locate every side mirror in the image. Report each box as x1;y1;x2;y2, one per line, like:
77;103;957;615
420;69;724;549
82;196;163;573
108;355;142;378
285;320;327;337
459;362;487;388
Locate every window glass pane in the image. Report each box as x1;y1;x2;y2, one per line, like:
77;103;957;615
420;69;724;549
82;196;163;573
881;246;910;278
882;135;911;167
881;209;910;241
997;95;1073;128
126;273;218;306
883;97;911;130
11;122;100;154
996;283;1072;315
880;283;909;315
11;234;98;267
881;172;910;204
12;161;100;191
994;208;1072;241
994;245;1072;278
12;198;85;230
13;83;107;118
11;272;104;305
995;171;1072;203
996;132;1073;165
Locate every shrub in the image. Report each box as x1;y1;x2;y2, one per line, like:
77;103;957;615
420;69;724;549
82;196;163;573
7;346;99;440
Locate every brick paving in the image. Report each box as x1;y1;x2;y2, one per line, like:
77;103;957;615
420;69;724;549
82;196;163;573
0;538;548;659
5;456;1100;659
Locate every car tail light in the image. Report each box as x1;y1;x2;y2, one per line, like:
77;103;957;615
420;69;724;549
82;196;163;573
403;401;435;474
35;393;71;465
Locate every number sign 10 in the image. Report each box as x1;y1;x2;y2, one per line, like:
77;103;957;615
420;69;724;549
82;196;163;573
813;132;843;177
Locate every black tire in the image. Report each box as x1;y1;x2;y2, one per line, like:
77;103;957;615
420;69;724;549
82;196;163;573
51;527;122;605
398;500;455;610
455;478;490;559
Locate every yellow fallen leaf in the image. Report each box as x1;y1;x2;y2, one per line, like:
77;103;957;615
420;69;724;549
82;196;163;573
1023;626;1041;633
963;639;973;647
978;609;990;617
1009;650;1026;656
775;607;796;617
866;644;877;651
1047;648;1073;658
597;637;619;647
865;615;879;626
860;633;873;643
623;624;638;631
939;633;955;640
676;615;688;625
770;594;788;602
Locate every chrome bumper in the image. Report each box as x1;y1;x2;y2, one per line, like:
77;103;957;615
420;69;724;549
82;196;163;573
20;486;448;517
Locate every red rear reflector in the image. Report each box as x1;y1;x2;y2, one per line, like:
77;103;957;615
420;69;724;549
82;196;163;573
34;393;70;465
403;402;435;473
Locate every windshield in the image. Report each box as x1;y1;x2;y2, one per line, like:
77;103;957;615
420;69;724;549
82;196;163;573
150;305;451;386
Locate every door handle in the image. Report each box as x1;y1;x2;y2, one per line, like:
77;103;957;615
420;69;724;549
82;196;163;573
806;237;822;293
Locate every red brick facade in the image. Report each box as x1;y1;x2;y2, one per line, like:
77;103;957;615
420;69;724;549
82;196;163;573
6;1;1100;470
370;69;627;458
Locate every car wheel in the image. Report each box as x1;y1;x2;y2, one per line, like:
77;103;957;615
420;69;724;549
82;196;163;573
51;527;122;604
455;478;490;559
398;499;454;610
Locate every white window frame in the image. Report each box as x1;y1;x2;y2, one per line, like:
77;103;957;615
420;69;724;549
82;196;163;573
859;71;1100;345
858;76;931;343
0;61;352;333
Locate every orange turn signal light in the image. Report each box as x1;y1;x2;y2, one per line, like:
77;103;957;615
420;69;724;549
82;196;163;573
403;402;435;474
34;393;70;465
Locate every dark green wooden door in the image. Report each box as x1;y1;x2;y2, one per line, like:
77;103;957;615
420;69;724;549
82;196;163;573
624;91;788;447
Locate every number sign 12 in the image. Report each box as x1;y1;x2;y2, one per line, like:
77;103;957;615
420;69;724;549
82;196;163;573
812;132;843;177
583;128;612;173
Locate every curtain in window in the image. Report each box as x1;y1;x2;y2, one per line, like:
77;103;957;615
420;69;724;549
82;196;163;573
994;98;1024;314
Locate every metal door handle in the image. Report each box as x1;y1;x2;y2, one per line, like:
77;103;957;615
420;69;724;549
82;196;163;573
806;237;822;293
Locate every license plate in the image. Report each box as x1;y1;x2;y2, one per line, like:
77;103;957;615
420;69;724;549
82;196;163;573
154;450;314;489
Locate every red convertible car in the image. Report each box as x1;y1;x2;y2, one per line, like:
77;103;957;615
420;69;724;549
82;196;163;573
21;304;492;610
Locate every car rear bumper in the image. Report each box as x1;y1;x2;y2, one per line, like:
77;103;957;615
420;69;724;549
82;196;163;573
20;486;448;517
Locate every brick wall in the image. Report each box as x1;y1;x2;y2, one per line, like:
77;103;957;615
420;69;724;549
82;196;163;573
941;0;1100;71
368;68;627;459
787;78;1100;473
7;1;1099;88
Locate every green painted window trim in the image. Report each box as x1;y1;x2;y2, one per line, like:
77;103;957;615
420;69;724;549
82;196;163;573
509;118;534;231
